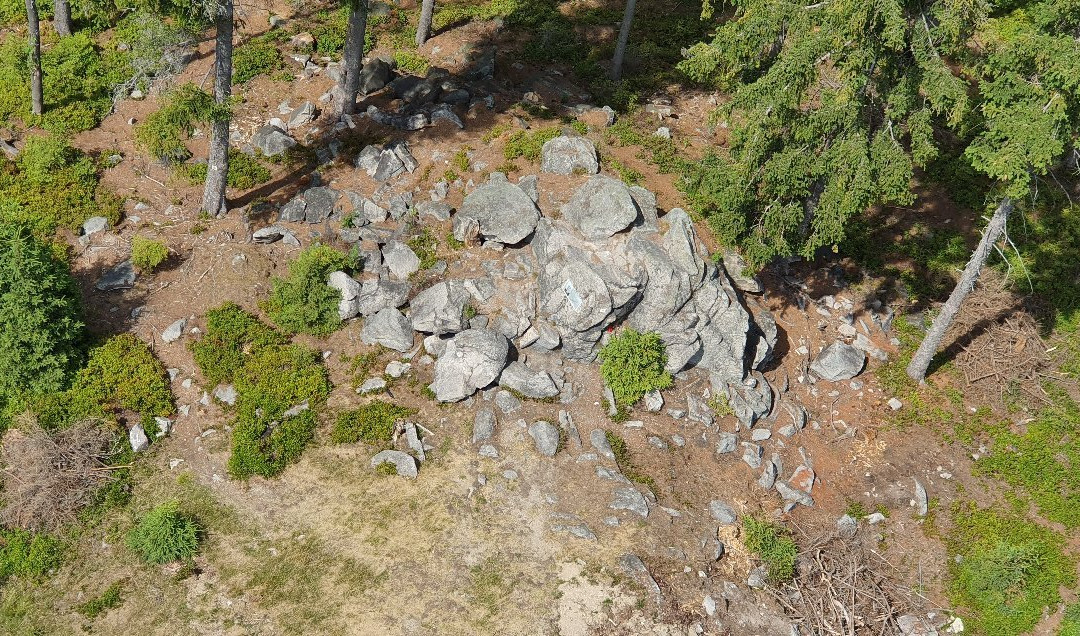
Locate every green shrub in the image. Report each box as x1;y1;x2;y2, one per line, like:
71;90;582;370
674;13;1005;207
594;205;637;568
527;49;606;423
180;152;271;190
331;402;416;445
227;345;331;479
263;245;351;336
130;236;169;272
406;228;439;271
233;37;284;84
76;581;123;618
0;223;85;427
190;302;285;387
126;500;200;564
1060;603;1080;636
68;334;174;425
504;127;560;162
947;502;1076;636
0;135;120;235
743;517;798;583
393;50;429;75
311;7;348;55
0;529;62;583
135;83;218;163
598;328;672;406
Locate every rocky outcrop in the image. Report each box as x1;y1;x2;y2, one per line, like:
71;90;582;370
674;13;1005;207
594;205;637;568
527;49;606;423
429;328;510;402
453;174;540;245
541;135;599;175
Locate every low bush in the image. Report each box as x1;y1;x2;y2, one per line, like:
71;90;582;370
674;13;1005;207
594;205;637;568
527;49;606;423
331;402;416;445
504;127;560;162
228;345;331;479
181;152;271;190
263;245;352;336
126;500;200;564
135;83;218;163
0;529;62;583
233;36;284;84
130;236;168;272
64;334;173;428
190;302;285;387
0;135;120;236
598;328;672;406
76;581;123;619
1061;604;1080;636
947;501;1076;636
393;50;429;75
743;517;798;583
0;223;85;428
406;228;439;271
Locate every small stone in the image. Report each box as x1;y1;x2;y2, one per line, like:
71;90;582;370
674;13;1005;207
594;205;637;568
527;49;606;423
385;361;411;378
370;450;418;478
837;514;858;539
479;445;498;458
716;433;737;454
528;420;560;457
747;566;768;589
358;377;387;394
214;384;237;405
866;512;886;524
742;443;763;469
644;389;664;412
129;425;149;452
611;487;649;518
914;479;928;516
751;428;772;442
590;428;615;460
502;469;518;480
708;500;737;524
888;397;903;410
495;389;521;414
161;318;186;344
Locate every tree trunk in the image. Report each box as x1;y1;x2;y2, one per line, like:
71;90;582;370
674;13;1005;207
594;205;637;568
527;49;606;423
610;0;638;81
53;0;71;36
339;0;368;116
201;0;233;217
25;0;43;116
906;197;1014;381
416;0;435;47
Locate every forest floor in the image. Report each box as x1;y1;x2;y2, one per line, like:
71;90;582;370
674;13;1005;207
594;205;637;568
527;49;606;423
3;1;1079;635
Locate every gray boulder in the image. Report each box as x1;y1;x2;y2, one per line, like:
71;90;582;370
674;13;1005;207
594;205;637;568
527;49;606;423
161;318;186;344
429;328;510;402
252;125;297;157
810;342;866;381
287;101;316;129
590;428;615;460
129;425;149;453
708;500;737;524
611;487;649;518
279;186;339;224
371;450;418;478
359;58;393;95
327;271;361;319
356;278;410;316
96;260;136;291
560;175;639;240
454;178;540;245
360;307;414;352
382;241;421;280
722;250;763;293
82;216;108;237
473;407;496;444
417;201;452;222
528;420;560;457
540;135;599;175
499;361;559;399
409;281;470;335
252;225;297;244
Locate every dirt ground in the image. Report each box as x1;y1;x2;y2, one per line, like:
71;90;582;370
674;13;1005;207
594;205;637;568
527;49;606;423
10;2;1072;635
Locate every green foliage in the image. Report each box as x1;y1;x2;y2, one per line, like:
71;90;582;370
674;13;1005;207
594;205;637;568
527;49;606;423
0;529;61;583
406;228;439;271
311;7;348;55
67;334;174;427
598;329;672;406
1060;604;1080;636
136;83;219;163
263;246;351;336
504;127;560;162
0;223;84;427
0;135;119;236
947;502;1076;636
181;152;271;190
452;146;471;173
393;50;429;75
233;36;284;84
604;430;654;487
125;500;200;564
130;236;168;272
743;517;798;583
331;402;416;445
190;302;286;387
76;581;123;618
227;345;330;479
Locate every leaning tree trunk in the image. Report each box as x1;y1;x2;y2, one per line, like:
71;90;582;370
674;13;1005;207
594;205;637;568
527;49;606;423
201;0;233;217
416;0;435;47
25;0;43;116
610;0;638;81
338;0;368;116
906;197;1014;381
53;0;71;36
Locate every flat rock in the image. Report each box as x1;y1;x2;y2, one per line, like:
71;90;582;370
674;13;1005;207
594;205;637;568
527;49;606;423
540;135;599;175
810;342;866;381
252;124;297;156
360;307;414;352
383;241;421;280
528;420;560;457
716;432;737;454
358;377;387;394
409;281;469;335
214;384;237;405
590;428;615;460
611;487;649;518
473;407;496;443
356;278;410;316
709;500;737;524
495;389;521;414
371;450;418;478
560;175;639;240
499;361;559;399
161;318;186;344
96;260;136;291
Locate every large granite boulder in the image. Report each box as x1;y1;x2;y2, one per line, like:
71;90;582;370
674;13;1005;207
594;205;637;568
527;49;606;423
252;125;297;157
409;281;470;335
541;135;599;175
560;175;640;240
453;175;540;245
429;329;509;402
361;307;415;352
